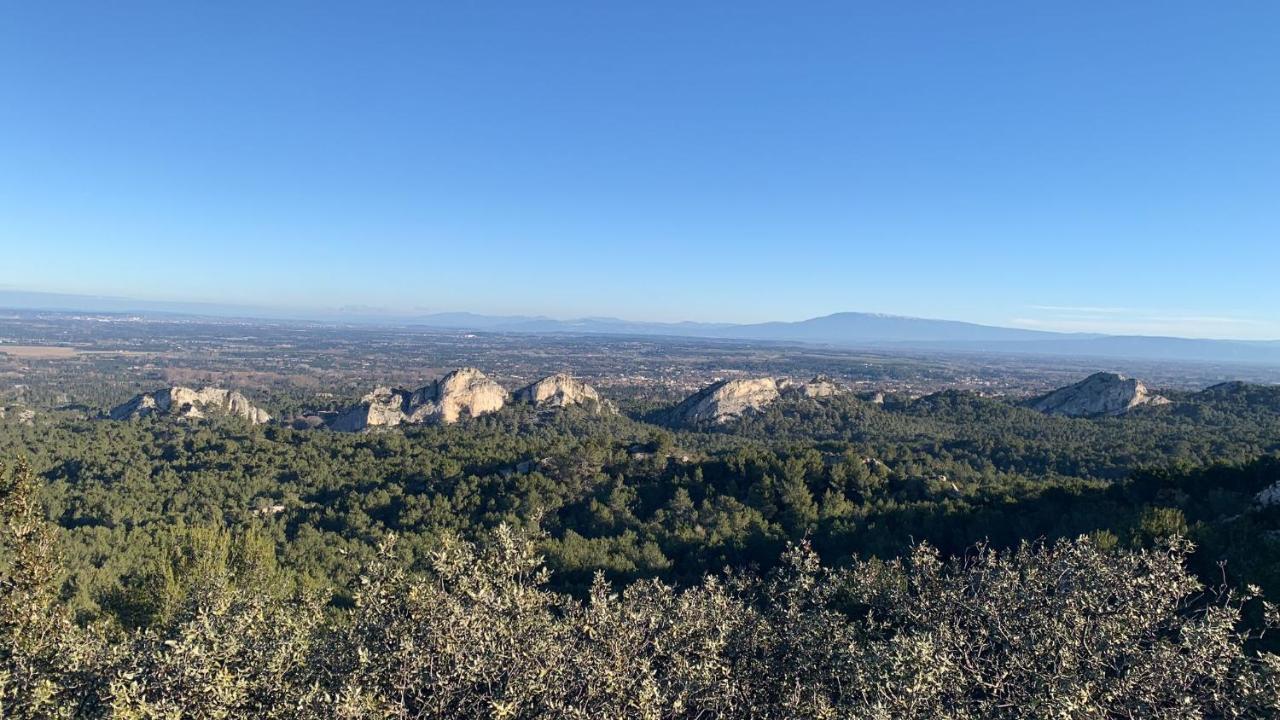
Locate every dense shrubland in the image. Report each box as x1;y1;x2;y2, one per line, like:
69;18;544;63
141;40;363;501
5;461;1280;718
4;384;1280;716
2;386;1280;618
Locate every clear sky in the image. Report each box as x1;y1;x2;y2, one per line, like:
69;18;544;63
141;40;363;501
1;2;1277;339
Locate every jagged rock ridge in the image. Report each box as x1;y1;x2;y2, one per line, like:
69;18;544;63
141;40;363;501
1029;372;1170;417
329;368;508;431
110;386;272;424
514;373;614;413
328;386;415;432
669;375;846;425
420;367;509;423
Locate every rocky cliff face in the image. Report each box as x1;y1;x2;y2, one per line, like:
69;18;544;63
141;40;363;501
793;375;843;398
110;386;272;424
415;367;509;424
327;387;414;432
1030;372;1170;417
669;377;784;425
670;375;848;426
514;373;612;412
329;368;508;431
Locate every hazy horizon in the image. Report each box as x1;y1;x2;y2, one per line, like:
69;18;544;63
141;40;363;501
3;287;1279;345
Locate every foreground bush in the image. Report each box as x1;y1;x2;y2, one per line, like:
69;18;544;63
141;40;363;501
4;462;1279;718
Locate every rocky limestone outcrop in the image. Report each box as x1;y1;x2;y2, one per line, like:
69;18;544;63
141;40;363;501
290;415;327;431
329;368;508;431
416;367;508;423
670;375;848;426
514;373;613;412
669;377;784;425
110;386;272;424
328;386;414;432
0;406;35;425
1029;372;1170;418
793;375;843;398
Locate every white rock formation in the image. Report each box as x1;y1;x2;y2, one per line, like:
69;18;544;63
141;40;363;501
514;373;613;412
328;387;414;432
110;386;272;424
1;406;35;425
329;368;508;431
670;374;848;426
1030;372;1170;418
412;367;508;424
670;377;783;425
793;375;843;398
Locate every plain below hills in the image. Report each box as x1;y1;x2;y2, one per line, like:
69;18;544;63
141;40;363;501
2;291;1278;366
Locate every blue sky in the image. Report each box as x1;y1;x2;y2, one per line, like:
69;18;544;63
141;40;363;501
1;2;1277;339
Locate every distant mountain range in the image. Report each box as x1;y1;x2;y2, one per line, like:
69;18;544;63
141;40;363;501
3;290;1279;366
406;311;1280;365
407;310;1081;342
